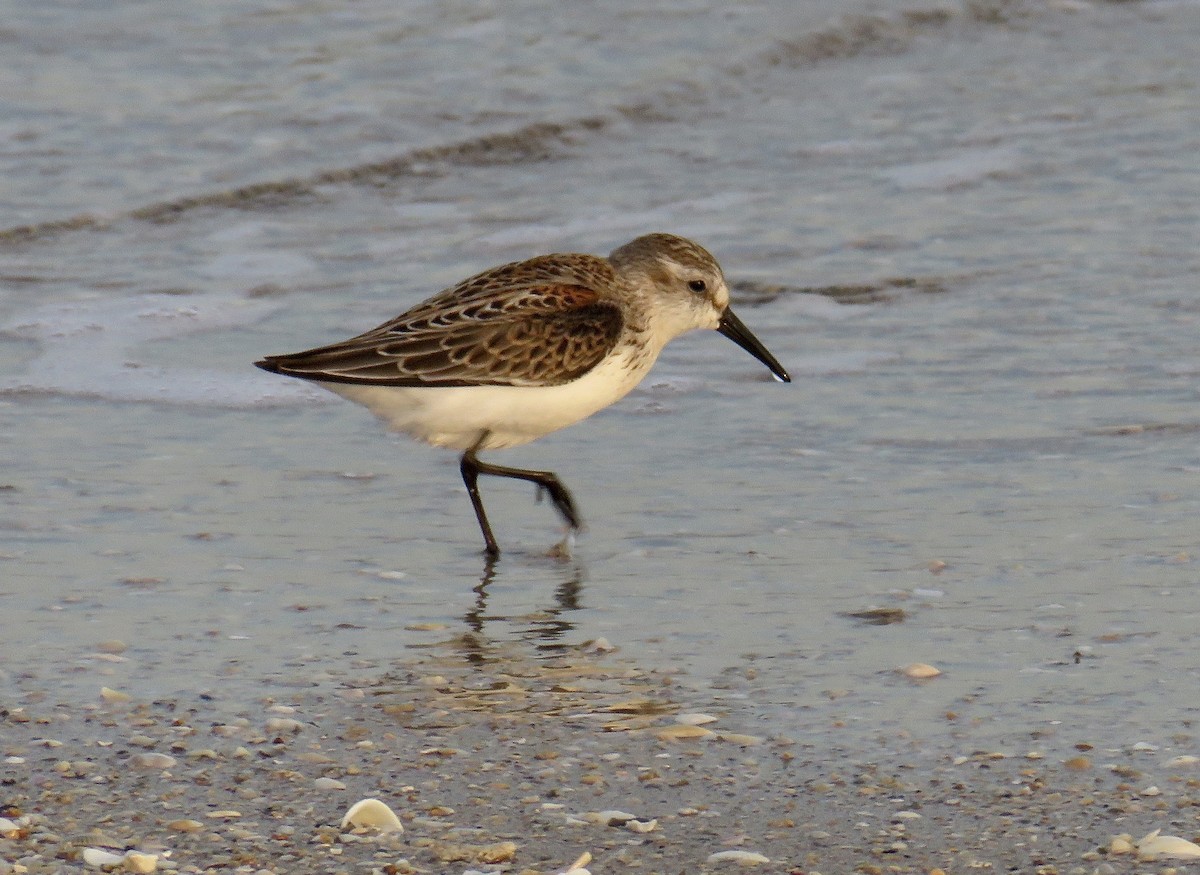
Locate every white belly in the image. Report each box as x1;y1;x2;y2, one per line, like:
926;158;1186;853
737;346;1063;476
318;349;652;451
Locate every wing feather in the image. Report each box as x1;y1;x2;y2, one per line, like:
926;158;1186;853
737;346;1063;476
257;280;624;388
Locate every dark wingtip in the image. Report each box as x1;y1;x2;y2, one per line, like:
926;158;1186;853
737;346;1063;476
254;357;282;374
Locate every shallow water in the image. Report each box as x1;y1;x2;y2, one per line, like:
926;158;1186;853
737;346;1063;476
3;0;1200;759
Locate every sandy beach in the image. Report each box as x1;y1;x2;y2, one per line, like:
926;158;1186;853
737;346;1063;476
5;629;1198;874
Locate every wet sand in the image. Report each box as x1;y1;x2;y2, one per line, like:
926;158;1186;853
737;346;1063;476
4;634;1195;874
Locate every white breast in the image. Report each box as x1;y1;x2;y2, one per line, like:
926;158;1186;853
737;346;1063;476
319;347;654;451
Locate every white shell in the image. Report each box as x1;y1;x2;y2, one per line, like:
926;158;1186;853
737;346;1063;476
133;752;177;769
582;810;638;826
553;851;592;875
901;662;942;679
82;847;125;868
1137;829;1200;860
706;850;771;865
341;798;404;833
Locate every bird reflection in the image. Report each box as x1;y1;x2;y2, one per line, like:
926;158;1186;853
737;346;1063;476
454;553;586;664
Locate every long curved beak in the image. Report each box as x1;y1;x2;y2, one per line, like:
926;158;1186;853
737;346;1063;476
717;307;791;383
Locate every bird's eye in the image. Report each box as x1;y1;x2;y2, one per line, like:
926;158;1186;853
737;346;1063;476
688;279;707;293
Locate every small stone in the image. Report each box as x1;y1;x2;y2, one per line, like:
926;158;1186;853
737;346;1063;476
123;851;158;873
265;717;304;734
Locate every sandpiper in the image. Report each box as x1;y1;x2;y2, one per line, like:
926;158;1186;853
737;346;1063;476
256;233;790;555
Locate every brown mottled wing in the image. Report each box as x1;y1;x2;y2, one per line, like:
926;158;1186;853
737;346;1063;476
257;282;624;388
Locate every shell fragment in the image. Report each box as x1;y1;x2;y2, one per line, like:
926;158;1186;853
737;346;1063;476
341;797;404;833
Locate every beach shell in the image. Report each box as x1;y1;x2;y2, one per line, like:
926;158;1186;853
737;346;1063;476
341;798;404;833
716;732;763;746
132;752;177;769
676;713;718;725
656;724;715;741
901;662;942;679
1136;828;1200;860
706;850;770;865
82;848;125;869
554;851;592;875
582;810;639;826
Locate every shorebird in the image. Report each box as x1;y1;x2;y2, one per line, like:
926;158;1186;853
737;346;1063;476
256;233;790;555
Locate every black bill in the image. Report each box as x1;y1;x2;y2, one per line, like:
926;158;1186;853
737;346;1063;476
717;307;791;383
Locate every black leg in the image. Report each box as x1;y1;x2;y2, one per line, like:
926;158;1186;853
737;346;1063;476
460;448;501;557
459;432;583;556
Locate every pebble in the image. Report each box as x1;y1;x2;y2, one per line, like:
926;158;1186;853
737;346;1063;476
264;717;304;734
123;852;159;873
